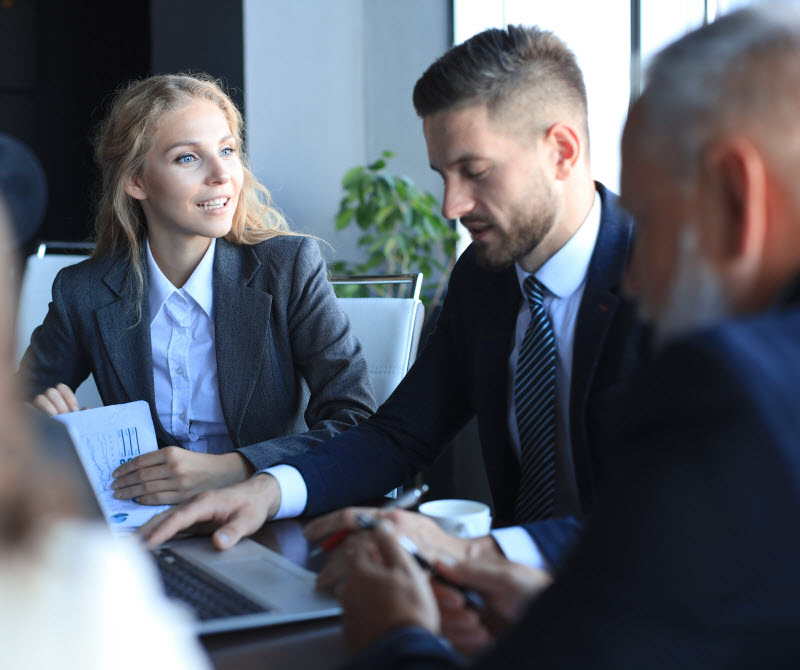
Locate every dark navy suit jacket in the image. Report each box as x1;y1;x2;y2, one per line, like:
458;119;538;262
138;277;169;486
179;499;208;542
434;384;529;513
20;236;376;471
342;280;800;670
282;183;647;565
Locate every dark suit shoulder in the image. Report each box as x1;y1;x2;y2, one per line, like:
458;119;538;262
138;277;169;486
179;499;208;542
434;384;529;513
661;307;800;433
619;313;800;469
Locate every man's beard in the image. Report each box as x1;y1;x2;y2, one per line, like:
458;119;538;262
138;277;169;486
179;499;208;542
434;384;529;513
469;193;557;272
654;224;730;347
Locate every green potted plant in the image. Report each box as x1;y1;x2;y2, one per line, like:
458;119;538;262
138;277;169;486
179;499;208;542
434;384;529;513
331;151;459;313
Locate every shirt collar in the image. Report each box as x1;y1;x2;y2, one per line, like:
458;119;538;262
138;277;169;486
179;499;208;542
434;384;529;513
147;238;216;323
515;189;601;300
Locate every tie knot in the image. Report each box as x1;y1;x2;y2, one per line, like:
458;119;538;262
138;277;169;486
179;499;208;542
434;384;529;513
523;276;546;309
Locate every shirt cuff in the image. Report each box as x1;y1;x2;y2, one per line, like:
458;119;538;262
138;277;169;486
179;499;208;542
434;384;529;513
259;465;308;519
491;526;549;569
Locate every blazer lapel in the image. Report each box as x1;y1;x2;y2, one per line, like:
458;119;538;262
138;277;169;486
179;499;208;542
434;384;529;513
474;266;522;521
213;239;272;445
95;250;174;446
569;184;633;501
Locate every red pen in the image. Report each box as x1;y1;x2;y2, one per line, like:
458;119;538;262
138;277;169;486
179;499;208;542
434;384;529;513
310;484;429;556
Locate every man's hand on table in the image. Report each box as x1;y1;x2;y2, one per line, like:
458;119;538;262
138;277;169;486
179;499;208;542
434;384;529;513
137;473;281;549
305;507;504;592
337;521;440;652
308;506;552;657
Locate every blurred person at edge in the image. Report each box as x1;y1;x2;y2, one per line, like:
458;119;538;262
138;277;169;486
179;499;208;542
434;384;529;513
0;204;210;669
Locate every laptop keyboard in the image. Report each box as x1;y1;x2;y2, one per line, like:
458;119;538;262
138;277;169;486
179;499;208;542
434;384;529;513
154;547;270;621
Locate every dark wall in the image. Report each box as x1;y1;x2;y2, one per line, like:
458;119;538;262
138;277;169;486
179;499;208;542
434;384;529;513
0;0;245;255
0;0;151;253
150;0;244;112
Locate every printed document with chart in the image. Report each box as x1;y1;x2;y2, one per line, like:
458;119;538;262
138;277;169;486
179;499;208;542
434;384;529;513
54;400;171;532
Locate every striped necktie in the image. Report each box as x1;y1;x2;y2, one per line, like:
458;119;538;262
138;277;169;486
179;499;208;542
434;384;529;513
514;276;557;522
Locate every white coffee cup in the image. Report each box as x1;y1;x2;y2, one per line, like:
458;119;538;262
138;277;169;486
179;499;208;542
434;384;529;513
418;499;492;538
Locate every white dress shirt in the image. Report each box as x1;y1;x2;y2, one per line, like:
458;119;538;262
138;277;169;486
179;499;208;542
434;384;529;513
147;239;233;455
266;192;602;568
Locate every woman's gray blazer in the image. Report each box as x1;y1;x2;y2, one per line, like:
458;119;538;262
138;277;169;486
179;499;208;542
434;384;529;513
19;235;377;471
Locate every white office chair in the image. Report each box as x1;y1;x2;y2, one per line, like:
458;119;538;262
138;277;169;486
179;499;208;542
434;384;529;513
16;242;103;409
332;274;425;498
332;274;425;406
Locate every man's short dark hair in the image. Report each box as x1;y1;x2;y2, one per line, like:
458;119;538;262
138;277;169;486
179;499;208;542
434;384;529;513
413;24;588;133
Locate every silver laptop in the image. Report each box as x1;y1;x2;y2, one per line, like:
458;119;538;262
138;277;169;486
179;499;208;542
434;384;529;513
44;412;341;634
155;531;341;635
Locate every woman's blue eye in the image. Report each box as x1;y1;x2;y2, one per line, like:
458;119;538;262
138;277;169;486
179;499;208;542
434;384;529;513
176;154;196;164
221;146;235;157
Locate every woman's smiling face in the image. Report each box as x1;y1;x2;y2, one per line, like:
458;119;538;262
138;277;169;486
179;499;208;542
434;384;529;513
124;98;244;249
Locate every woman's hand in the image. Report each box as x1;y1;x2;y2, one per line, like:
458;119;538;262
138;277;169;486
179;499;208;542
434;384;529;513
31;383;81;415
111;447;254;505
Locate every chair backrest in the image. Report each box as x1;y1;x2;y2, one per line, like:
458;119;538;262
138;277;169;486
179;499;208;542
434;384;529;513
331;273;425;407
336;297;424;406
16;245;103;409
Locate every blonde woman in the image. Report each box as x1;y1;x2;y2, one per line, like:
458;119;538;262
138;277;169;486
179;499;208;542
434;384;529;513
20;74;375;505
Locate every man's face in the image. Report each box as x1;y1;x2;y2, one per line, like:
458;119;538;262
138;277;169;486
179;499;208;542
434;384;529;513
620;119;730;343
423;104;559;271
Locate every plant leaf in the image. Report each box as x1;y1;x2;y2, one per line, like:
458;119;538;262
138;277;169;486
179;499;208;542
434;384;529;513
335;208;355;230
342;166;365;189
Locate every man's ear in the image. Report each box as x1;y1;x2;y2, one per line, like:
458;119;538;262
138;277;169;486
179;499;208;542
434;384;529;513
702;138;768;272
123;173;148;201
544;122;582;180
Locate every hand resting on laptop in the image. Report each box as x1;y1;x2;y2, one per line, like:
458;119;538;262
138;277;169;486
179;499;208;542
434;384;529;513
138;472;282;549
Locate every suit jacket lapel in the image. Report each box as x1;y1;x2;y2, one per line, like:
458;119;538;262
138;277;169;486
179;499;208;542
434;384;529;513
474;265;522;521
213;239;273;445
569;183;633;502
95;249;174;446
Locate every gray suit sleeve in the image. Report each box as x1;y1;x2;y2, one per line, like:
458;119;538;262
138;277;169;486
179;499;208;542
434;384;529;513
19;267;91;399
236;237;377;469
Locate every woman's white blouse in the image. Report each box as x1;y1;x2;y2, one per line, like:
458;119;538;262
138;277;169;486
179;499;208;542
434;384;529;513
147;239;233;454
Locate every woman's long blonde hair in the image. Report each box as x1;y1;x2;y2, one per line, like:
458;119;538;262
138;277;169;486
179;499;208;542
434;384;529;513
93;73;290;298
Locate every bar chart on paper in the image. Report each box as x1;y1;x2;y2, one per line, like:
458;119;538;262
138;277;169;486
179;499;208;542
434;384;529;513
54;401;171;532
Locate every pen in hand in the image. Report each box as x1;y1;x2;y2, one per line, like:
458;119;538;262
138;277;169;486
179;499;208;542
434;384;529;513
397;535;487;613
310;484;429;557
